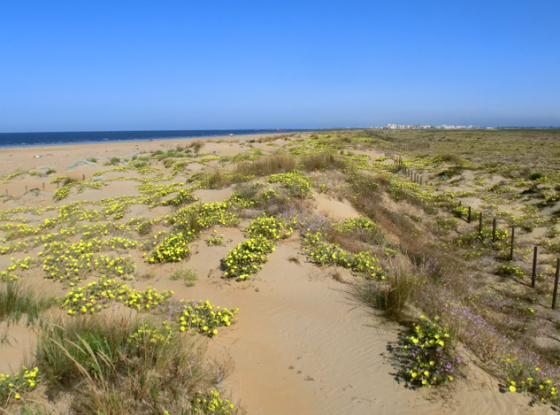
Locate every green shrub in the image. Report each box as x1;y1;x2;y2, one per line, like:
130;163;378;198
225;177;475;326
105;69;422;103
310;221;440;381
530;172;543;181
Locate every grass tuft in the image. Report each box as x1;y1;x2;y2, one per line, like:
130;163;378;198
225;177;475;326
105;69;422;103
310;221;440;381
0;282;56;325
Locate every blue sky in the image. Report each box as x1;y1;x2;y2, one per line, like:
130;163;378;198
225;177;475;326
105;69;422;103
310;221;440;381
0;1;558;132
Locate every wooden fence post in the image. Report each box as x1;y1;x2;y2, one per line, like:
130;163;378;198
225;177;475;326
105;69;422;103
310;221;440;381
532;246;538;288
479;213;483;236
553;258;560;310
492;217;497;242
510;226;515;261
468;206;471;223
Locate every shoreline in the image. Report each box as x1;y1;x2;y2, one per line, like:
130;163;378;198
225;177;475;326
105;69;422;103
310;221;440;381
0;132;310;178
0;130;315;150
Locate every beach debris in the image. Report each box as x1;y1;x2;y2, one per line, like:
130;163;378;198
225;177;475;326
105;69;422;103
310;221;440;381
39;166;52;170
64;159;97;170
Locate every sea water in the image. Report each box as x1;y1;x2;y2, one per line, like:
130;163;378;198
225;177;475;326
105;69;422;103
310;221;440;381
0;129;314;148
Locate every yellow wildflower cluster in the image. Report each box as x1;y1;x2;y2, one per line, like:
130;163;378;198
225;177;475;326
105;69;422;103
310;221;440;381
193;390;235;414
222;236;275;280
332;217;379;234
302;231;382;279
161;187;198;206
41;241;136;282
145;231;197;263
404;316;454;387
0;256;35;281
176;299;238;337
128;323;173;347
43;249;136;281
502;356;560;402
61;279;173;315
125;286;174;311
0;366;39;404
246;214;295;240
267;171;311;198
172;201;241;229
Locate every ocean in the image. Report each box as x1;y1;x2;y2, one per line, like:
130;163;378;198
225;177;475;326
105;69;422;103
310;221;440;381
0;129;314;149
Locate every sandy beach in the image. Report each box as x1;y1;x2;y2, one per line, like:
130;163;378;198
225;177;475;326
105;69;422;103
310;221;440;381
0;130;556;414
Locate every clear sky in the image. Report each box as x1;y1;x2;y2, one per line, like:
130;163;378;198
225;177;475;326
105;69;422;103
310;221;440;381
0;1;558;132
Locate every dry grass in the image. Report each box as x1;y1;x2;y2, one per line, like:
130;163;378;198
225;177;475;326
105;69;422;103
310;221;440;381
204;168;231;189
300;152;346;172
188;140;204;153
351;257;416;319
35;314;239;414
234;153;296;178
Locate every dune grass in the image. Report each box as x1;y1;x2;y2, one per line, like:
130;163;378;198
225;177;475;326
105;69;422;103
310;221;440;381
0;282;56;325
35;314;238;414
351;257;416;319
234;153;296;178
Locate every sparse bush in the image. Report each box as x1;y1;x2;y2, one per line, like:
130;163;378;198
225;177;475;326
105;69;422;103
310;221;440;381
171;268;198;286
105;157;121;166
136;221;153;235
189;141;204;153
435;216;458;234
132;161;147;168
436;153;468;167
206;231;224;246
